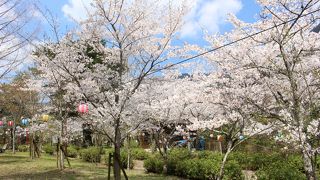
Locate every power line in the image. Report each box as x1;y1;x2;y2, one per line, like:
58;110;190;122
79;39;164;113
143;8;320;77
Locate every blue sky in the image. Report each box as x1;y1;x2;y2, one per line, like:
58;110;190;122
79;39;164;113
37;0;261;43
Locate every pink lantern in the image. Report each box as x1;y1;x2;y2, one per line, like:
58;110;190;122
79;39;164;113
0;121;3;126
8;121;13;127
78;104;89;114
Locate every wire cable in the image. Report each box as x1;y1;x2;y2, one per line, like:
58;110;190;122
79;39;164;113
143;8;320;77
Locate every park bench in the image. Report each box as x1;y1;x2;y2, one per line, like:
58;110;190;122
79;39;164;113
0;143;7;153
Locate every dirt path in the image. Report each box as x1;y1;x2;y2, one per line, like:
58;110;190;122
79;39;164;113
133;160;144;170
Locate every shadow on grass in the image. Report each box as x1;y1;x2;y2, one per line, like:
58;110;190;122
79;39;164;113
0;155;28;164
0;155;27;159
0;169;84;180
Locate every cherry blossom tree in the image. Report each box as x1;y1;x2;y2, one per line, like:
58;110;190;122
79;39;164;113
27;65;86;168
192;72;275;180
133;74;202;172
204;0;320;179
32;0;192;178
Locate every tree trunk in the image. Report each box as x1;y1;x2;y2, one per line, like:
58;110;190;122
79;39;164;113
217;141;232;180
302;144;317;180
114;129;122;180
127;135;130;171
59;146;64;170
58;119;67;170
162;142;168;175
30;135;34;159
57;138;64;170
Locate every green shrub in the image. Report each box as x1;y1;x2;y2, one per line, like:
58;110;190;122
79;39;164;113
131;148;150;160
73;145;81;151
229;152;249;169
287;154;304;172
167;148;192;175
230;152;282;171
128;139;139;148
196;150;223;161
144;153;164;173
181;159;202;179
145;150;243;180
175;158;243;180
224;160;244;180
43;144;54;155
67;146;78;158
80;147;101;163
105;148;113;156
18;145;29;152
229;151;306;180
120;150;134;169
176;158;219;179
256;160;306;180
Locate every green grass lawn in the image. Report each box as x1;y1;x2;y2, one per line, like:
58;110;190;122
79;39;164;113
0;151;179;180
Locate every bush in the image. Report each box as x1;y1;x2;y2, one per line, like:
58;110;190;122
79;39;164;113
67;146;78;158
144;149;243;179
105;148;113;156
224;160;244;180
43;144;54;155
80;147;101;163
175;158;243;180
230;152;282;171
120;150;134;169
18;145;29;152
256;160;306;180
167;148;192;175
196;150;223;161
131;148;150;160
128;139;139;148
287;154;304;172
144;153;164;173
176;159;219;179
230;151;305;180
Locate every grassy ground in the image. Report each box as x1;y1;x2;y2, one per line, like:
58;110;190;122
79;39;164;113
0;151;179;180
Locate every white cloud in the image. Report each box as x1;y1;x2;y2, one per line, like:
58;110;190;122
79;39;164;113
61;0;242;37
181;0;242;38
62;0;94;21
